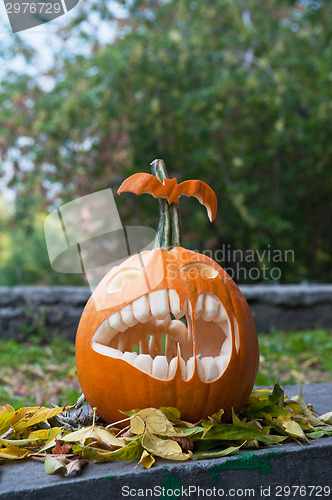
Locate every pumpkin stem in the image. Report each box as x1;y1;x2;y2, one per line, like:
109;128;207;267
151;159;182;249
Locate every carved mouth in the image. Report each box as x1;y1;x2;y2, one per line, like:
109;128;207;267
92;289;232;382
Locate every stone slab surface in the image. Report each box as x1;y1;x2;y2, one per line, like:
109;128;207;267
0;384;331;500
1;284;332;340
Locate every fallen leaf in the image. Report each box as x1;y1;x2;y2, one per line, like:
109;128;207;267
62;425;125;449
14;406;74;432
280;420;306;439
159;407;181;421
82;436;143;462
170;436;194;452
130;408;178;437
44;455;67;475
137;449;155;469
193;442;245;460
0;445;31;460
320;411;332;424
65;458;88;476
203;424;286;445
142;431;192;461
52;440;72;455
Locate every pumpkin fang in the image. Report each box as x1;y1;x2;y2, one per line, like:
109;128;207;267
91;290;232;383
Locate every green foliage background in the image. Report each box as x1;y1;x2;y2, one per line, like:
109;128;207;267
0;0;331;284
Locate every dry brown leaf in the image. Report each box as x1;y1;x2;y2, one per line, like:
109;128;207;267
170;436;194;452
52;440;72;455
65;458;88;476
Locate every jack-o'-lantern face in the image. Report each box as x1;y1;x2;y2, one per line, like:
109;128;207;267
76;248;258;423
75;161;259;423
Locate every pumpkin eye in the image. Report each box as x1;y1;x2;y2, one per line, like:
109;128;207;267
106;268;142;293
180;263;218;279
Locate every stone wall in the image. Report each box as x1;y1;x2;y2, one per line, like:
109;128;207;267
0;284;331;341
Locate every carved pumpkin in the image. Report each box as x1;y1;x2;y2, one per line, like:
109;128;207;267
76;160;259;423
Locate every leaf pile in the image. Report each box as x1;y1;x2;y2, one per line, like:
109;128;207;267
1;383;332;475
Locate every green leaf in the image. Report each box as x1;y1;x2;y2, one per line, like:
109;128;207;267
159;407;181;421
193;442;245;460
307;428;332;439
82;436;143;463
269;382;284;406
44;455;66;475
204;424;287;445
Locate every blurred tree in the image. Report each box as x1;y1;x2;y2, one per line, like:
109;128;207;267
0;0;331;283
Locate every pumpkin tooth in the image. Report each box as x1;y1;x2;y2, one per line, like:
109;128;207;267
134;354;153;374
152;355;168;379
215;354;229;377
194;293;204;319
201;356;218;382
168;355;186;380
149;334;163;357
91;342;123;358
201;293;220;321
148;290;169;320
93;320;118;346
108;311;128;332
132;295;151;323
215;303;228;323
165;334;176;361
118;334;131;353
168;319;188;341
139;336;150;355
120;303;137;327
186;356;203;381
221;334;232;354
168;289;187;319
123;351;138;364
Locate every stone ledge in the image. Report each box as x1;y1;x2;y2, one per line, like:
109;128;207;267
0;285;332;340
239;283;332;306
0;384;331;500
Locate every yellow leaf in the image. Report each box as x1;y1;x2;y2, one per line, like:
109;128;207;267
137;449;155;469
0;405;14;414
320;412;332;424
0;411;15;435
38;428;62;453
0;445;31;460
62;426;125;449
281;420;305;438
142;431;192;461
14;405;74;432
130;408;178;437
1;427;62;450
28;428;61;441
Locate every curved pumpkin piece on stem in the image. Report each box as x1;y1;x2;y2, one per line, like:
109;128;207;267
177;179;217;222
117;172;217;222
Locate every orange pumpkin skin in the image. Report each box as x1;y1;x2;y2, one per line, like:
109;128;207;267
76;247;259;424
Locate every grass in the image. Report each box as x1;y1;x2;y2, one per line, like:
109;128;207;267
0;329;331;409
257;328;332;386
